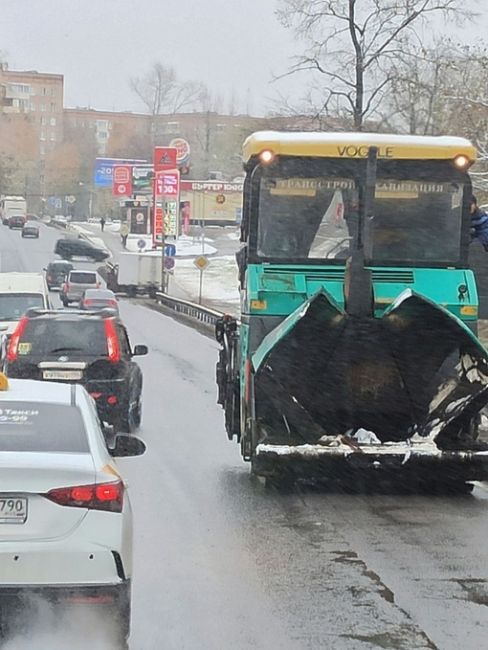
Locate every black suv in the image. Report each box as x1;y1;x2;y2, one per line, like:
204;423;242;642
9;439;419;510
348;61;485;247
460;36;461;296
54;237;110;262
5;309;148;432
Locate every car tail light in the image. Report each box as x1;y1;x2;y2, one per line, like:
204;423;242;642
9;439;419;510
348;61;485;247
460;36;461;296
44;480;124;513
107;395;118;405
6;316;29;362
90;392;102;399
47;274;52;281
104;318;120;362
108;300;117;307
84;299;94;306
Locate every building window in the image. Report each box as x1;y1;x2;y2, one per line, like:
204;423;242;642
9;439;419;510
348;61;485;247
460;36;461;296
42;87;47;95
40;144;46;155
30;102;36;111
9;83;31;94
12;99;19;108
51;88;55;96
96;119;109;129
40;130;46;141
98;132;108;140
50;132;56;141
40;116;47;125
40;104;46;112
164;121;180;134
50;117;56;126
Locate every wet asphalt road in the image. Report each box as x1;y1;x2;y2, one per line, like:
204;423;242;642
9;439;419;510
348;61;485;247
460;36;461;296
1;223;488;650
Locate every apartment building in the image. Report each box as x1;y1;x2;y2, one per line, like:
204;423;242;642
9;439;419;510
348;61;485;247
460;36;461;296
64;108;150;157
0;64;64;157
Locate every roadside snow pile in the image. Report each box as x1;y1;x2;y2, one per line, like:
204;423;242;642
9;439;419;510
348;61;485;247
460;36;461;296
172;255;239;303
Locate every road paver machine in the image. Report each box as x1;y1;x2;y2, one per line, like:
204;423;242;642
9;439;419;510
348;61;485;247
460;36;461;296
216;132;488;487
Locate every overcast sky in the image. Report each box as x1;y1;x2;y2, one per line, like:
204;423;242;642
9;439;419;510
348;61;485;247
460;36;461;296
1;0;486;116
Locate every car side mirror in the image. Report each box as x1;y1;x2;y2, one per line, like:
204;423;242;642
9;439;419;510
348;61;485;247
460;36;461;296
133;344;148;356
109;434;146;457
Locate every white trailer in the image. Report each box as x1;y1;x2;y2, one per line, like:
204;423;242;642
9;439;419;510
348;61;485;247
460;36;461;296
114;252;160;296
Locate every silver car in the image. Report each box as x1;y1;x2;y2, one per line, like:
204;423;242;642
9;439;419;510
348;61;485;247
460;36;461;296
60;269;101;306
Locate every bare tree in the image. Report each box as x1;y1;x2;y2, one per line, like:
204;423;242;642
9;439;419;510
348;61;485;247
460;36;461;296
130;63;206;115
276;0;473;130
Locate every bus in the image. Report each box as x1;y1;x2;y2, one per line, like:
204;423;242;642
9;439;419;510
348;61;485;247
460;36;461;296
0;196;27;225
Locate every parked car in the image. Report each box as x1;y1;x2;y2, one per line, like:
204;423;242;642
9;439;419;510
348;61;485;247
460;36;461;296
79;288;119;313
54;237;110;262
44;260;74;290
21;222;40;238
0;374;145;646
8;215;26;230
5;309;148;432
60;269;101;306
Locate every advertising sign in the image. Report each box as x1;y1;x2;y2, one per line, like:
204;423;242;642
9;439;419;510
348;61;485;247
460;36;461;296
93;158;146;187
169;138;191;165
132;164;154;194
180;180;243;225
112;165;133;197
156;170;180;197
153;147;177;173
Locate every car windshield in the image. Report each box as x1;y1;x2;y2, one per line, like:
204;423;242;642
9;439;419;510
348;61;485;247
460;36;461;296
84;290;113;299
0;402;89;453
19;320;108;356
0;294;44;321
255;159;465;265
69;272;97;284
49;263;72;273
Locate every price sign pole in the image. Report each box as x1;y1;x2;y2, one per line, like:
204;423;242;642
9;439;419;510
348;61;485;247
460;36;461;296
152;147;178;293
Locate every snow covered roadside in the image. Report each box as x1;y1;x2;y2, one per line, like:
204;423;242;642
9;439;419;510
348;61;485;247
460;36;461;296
68;222;239;311
171;255;240;305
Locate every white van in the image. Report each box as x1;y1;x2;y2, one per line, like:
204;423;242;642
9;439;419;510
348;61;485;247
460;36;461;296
0;273;51;335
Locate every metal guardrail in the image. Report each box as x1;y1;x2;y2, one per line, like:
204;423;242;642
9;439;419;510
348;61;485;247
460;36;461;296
154;291;226;326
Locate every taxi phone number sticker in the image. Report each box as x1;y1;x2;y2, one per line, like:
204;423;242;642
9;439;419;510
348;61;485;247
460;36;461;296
0;408;39;424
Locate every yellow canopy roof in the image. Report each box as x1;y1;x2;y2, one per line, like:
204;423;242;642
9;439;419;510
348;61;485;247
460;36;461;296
243;131;476;163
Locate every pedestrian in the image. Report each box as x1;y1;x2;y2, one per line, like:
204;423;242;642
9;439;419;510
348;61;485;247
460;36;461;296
120;222;129;248
469;196;488;252
100;216;106;232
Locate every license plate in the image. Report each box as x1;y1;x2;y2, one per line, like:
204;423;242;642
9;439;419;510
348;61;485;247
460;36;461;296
0;497;28;524
43;370;83;380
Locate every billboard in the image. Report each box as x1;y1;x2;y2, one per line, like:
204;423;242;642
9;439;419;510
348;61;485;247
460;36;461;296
93;158;146;188
180;180;243;225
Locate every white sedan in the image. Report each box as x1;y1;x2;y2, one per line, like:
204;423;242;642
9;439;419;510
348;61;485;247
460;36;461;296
0;376;145;647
